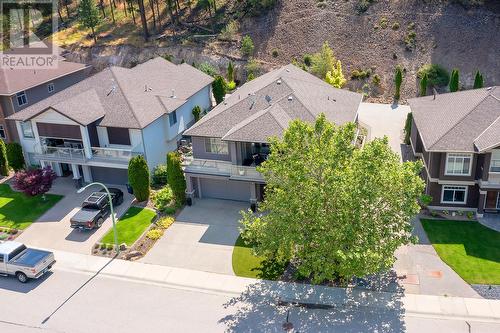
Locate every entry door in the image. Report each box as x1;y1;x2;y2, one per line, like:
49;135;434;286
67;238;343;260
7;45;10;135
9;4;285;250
497;193;500;209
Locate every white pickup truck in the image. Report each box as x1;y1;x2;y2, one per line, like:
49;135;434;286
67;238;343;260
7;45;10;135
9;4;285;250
0;241;56;283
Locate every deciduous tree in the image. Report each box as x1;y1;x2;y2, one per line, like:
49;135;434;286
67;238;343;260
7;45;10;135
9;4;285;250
13;166;56;198
311;41;335;79
240;114;424;284
325;60;346;88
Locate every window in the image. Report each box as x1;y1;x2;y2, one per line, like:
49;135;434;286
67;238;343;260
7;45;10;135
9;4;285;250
445;153;472;176
21;121;34;138
441;185;467;204
47;83;54;93
168;111;177;126
0;125;5;140
16;91;28;106
490;150;500;173
205;138;228;155
107;127;131;145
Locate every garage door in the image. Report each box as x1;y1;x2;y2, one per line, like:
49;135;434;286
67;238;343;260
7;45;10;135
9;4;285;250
200;178;251;202
91;167;128;185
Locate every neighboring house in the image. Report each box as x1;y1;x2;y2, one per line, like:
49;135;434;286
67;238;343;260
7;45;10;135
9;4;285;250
0;61;89;142
183;64;363;204
409;86;500;216
7;57;213;184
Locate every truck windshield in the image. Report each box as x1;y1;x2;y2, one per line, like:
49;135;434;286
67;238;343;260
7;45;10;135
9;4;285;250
8;245;27;261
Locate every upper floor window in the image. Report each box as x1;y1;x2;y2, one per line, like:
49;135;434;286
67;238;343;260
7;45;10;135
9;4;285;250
16;91;28;106
490;150;500;173
445;153;472;176
0;125;5;140
205;138;228;155
107;127;131;146
21;121;34;138
47;83;54;93
168;111;177;126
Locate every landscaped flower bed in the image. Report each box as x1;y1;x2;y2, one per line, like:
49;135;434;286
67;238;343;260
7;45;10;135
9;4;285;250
0;227;19;241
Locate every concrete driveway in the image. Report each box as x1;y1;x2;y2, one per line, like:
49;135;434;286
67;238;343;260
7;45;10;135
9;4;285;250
16;177;133;254
141;199;249;275
357;102;411;159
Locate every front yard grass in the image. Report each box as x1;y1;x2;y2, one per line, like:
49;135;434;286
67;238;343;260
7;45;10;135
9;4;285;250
421;219;500;285
101;207;156;246
232;235;286;280
0;184;63;230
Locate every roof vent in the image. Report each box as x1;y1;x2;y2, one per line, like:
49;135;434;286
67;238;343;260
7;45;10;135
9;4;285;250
288;95;293;101
286;69;290;73
144;84;152;92
171;89;176;98
277;79;282;85
486;87;493;91
265;95;272;104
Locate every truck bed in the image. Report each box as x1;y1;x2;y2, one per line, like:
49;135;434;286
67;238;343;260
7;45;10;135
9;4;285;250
70;209;100;224
10;248;52;267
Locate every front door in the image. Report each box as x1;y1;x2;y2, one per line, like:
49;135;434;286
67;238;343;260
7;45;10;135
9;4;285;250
485;191;500;210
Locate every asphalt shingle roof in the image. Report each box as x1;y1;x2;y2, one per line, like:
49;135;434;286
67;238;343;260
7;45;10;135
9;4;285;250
409;86;500;152
7;57;213;129
184;64;362;142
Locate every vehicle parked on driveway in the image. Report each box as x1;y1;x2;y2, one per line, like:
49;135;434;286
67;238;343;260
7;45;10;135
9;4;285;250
0;241;56;283
70;189;124;230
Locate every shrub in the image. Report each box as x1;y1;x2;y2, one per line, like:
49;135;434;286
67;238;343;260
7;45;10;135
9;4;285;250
325;60;346;88
227;61;235;82
192;105;202;122
379;17;388;29
107;244;113;251
449;69;459;92
404;112;413;144
241;35;255;56
419;194;432;207
212;75;227;105
151;186;174;211
128;155;150;202
226;81;236;90
164;206;176;215
152;164;168;186
351;68;372;80
219;19;239;41
146;228;164;240
356;0;374;13
100;243;106;250
197;62;218;77
420;72;428;96
247;73;255;81
167;152;186;206
391;22;400;30
246;58;261;76
417;64;450;87
303;54;312;67
371;74;381;86
394;66;403;100
271;49;279;57
404;31;416;50
156;216;175;229
473;70;484;89
466;211;474;220
6;142;24;171
13;166;56;197
0;139;8;176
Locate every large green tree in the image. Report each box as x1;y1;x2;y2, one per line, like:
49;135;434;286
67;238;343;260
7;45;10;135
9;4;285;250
240;115;424;284
167;152;186;206
78;0;101;43
128;155;150;201
310;41;336;79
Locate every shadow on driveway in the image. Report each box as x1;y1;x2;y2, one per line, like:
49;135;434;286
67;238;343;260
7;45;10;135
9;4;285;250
0;271;53;294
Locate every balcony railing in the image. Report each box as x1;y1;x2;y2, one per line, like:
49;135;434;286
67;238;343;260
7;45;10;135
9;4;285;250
36;146;86;162
184;158;264;181
91;147;139;164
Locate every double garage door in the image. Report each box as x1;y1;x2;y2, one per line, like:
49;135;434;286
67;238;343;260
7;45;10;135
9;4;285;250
199;178;251;202
91;167;128;185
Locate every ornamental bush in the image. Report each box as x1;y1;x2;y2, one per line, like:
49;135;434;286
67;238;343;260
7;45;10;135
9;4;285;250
192;105;202;122
417;64;450;87
6;142;24;171
13;166;56;197
151;186;174;212
152;164;168;186
0;139;8;176
128;155;150;202
167;152;186;206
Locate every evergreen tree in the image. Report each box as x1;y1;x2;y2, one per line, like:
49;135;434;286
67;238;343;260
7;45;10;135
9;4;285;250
212;75;226;105
394;66;403;100
192;105;202;122
128;155;150;202
449;69;459;92
325;60;346;88
6;142;25;171
227;61;235;82
419;72;428;96
473;71;484;89
0;139;8;176
167;152;186;206
78;0;101;43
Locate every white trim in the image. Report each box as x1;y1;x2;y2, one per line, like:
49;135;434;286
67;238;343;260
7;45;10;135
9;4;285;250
444;153;473;176
437;179;476;186
441;185;468;205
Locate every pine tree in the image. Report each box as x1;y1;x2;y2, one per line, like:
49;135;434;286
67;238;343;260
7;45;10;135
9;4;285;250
473;71;484;89
449;69;459;92
325;60;346;88
167;152;186;206
419;72;428;96
394;66;403;101
78;0;101;43
0;139;8;176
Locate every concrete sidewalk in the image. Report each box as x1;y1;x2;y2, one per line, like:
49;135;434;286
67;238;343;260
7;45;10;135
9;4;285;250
51;249;500;323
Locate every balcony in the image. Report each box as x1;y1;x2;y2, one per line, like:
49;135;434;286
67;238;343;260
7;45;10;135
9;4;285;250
33;145;86;163
183;158;264;182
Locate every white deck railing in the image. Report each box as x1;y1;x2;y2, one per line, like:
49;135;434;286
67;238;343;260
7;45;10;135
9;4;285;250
184;158;264;181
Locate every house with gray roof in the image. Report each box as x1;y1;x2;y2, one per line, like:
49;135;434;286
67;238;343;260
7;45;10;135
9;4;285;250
7;57;213;184
0;60;89;142
183;64;362;204
409;86;500;216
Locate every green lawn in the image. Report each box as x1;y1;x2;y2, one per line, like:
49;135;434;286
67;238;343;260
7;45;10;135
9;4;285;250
232;235;286;280
0;184;63;230
421;219;500;285
100;207;156;246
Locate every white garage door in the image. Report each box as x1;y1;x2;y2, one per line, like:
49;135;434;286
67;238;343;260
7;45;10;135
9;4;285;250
200;178;251;202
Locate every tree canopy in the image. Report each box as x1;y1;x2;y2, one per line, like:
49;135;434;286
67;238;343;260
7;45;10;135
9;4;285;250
310;41;336;79
77;0;100;43
240;114;424;284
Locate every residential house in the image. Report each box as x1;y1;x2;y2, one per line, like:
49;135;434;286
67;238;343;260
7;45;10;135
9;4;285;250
183;64;363;204
7;57;213;184
409;86;500;216
0;60;89;142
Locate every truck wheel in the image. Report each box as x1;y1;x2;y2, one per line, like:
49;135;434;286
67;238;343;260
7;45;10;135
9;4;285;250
16;272;28;283
96;217;104;228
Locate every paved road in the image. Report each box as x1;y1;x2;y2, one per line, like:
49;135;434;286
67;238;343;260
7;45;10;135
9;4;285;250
16;177;133;254
0;267;498;333
141;199;248;275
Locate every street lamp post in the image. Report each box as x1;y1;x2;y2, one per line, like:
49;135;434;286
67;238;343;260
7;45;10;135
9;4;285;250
77;182;119;253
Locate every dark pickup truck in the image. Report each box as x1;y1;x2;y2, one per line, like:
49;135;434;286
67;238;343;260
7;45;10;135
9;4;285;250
70;189;123;230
